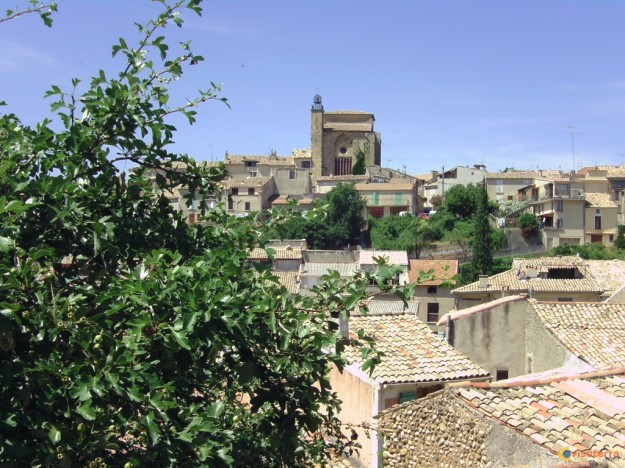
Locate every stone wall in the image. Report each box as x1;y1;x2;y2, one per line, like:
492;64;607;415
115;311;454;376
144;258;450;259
377;388;560;467
377;390;490;467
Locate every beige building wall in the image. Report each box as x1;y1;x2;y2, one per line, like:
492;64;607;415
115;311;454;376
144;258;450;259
356;182;416;217
329;365;375;468
524;305;590;373
448;299;527;378
413;285;454;334
272;167;311;196
584;205;618;245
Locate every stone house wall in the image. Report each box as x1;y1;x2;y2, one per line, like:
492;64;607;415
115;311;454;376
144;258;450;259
448;299;527;378
377;389;560;467
524;304;589;373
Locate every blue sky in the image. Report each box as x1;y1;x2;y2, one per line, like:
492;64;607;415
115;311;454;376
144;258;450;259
2;1;625;175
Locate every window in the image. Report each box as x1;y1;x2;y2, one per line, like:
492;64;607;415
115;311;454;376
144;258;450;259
595;215;602;230
496;180;504;194
556;200;563;212
248;188;255;195
427;303;439;323
301;160;311;169
372;192;379;206
245;161;257;168
228;199;233;210
395;193;403;205
427;286;437;294
231;188;239;196
399;391;417;404
610;234;615;242
188;213;196;224
557;297;573;302
335;157;352;176
496;369;509;381
555;183;570;196
244;202;251;211
249;171;257;177
556;218;564;229
289;170;296;180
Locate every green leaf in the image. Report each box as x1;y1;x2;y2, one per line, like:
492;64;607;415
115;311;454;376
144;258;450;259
169;326;191;350
48;425;62;444
76;401;96;421
0;236;13;252
141;412;161;445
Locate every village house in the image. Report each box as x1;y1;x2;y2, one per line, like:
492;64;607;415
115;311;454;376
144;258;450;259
451;256;625;310
355;180;418;218
376;367;625;467
331;313;489;468
408;259;458;333
298;250;360;292
439;297;625;380
485;168;565;203
421;165;487;210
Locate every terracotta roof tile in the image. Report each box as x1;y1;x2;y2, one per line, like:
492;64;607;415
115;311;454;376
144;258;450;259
345;315;489;384
529;300;625;369
248;247;303;260
585;192;618;208
409;259;458;286
449;368;625;463
360;250;409;267
354;181;416;191
452;257;625;296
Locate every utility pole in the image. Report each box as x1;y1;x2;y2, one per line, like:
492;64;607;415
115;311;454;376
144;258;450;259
567;126;581;172
441;166;445;197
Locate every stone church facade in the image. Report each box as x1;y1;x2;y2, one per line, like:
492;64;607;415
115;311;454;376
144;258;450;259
310;94;381;178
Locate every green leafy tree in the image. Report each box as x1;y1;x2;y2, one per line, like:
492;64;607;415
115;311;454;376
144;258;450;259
429;194;444;209
275;183;365;249
615;225;625;250
443;184;481;219
369;215;436;258
351;147;366;175
0;3;397;466
470;184;493;278
518;212;539;237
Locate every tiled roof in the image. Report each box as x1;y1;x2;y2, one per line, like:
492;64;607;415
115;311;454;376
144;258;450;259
315;175;369;183
453;257;625;296
270;271;300;295
300;262;358;277
248;247;303;260
355;181;415;191
359;250;409;267
221;177;273;188
584;192;618;208
409;259;458;286
485;169;566;180
291;148;311;159
303;251;358;263
354;300;419;316
529;299;625;369
346;315;489;384
437;295;526;326
253;270;300;295
225;155;295;166
451;368;625;464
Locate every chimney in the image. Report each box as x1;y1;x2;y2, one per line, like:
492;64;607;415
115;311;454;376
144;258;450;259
478;275;489;288
339;314;349;338
527;267;538;278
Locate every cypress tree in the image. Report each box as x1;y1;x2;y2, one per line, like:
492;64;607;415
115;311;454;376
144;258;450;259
471;182;493;278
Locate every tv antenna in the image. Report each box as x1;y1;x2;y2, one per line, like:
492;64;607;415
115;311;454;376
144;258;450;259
567;126;581;172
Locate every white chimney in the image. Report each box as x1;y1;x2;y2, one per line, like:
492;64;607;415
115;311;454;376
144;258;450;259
478;275;489;288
